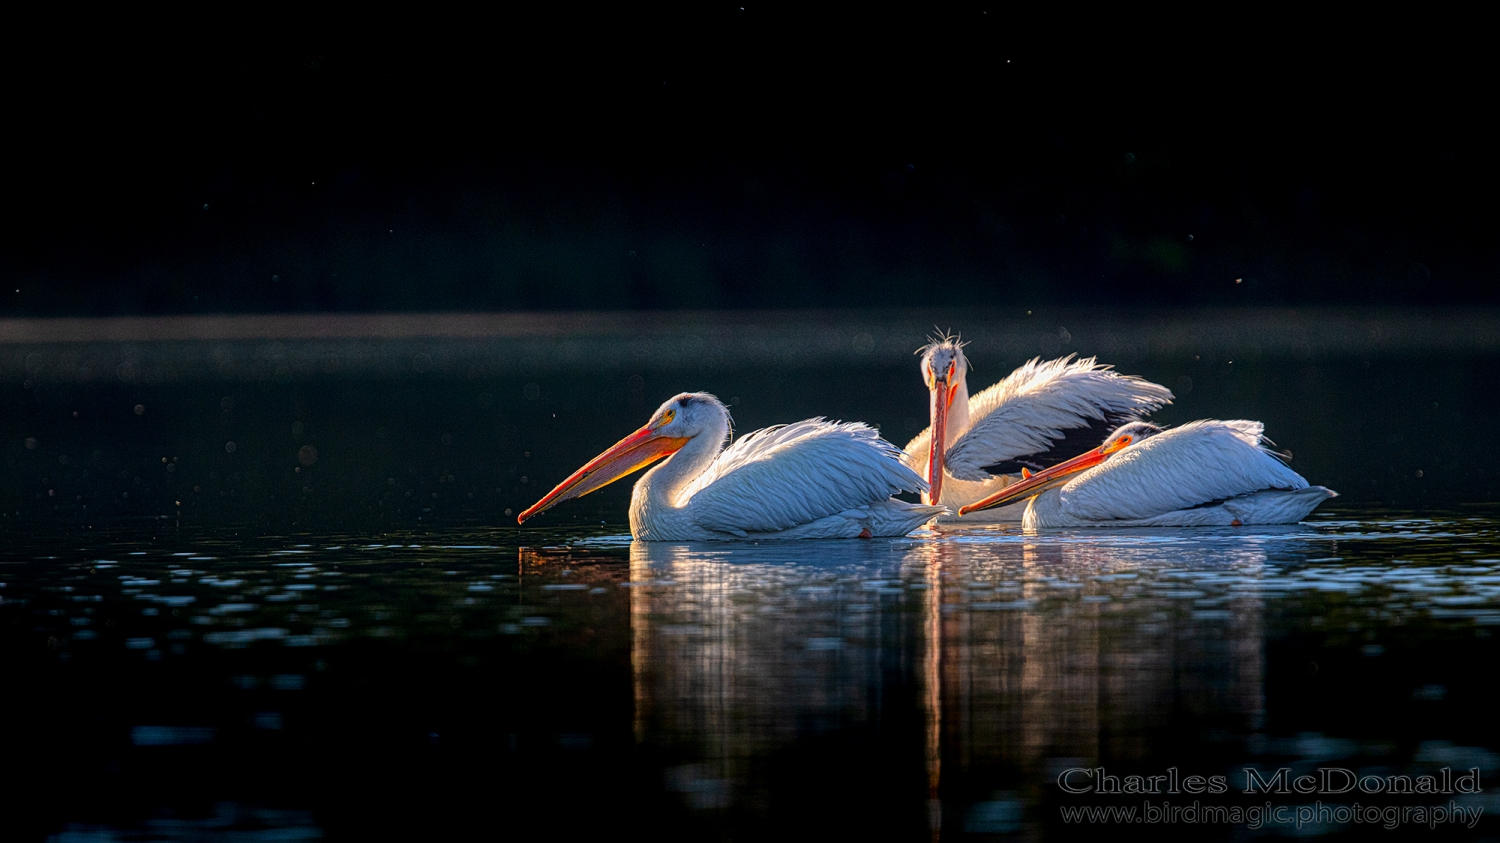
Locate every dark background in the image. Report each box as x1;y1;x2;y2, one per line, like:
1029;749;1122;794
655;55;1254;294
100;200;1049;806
5;8;1493;316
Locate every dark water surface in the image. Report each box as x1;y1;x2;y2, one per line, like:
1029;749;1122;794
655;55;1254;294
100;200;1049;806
7;514;1500;840
4;311;1500;840
4;308;1500;527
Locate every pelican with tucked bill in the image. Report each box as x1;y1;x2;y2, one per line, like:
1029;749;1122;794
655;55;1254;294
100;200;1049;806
904;335;1174;520
519;392;945;540
957;419;1337;528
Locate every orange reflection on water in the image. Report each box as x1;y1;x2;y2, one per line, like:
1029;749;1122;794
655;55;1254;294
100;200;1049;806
625;533;1273;835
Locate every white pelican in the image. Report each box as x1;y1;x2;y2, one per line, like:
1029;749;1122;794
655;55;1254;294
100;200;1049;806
904;337;1175;520
957;420;1337;528
518;392;945;540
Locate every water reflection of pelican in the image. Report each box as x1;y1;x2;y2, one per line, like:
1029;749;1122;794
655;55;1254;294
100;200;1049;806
1006;536;1269;766
626;535;1271;828
520;393;943;540
904;337;1173;521
960;420;1337;527
628;539;916;745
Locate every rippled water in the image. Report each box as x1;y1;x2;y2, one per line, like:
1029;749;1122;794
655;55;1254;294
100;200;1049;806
5;312;1500;839
7;510;1500;840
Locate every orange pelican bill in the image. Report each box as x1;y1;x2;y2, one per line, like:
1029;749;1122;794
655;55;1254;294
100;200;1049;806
518;425;689;524
956;436;1129;516
925;362;959;505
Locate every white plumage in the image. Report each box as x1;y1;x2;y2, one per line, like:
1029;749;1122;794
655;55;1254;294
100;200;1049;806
904;338;1174;521
959;419;1338;528
520;392;944;541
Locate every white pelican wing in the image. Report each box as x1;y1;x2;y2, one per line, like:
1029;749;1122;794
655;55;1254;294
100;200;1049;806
1057;420;1309;522
901;427;933;473
684;420;928;536
943;356;1174;481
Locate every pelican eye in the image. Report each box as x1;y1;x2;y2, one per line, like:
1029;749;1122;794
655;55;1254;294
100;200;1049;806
1113;435;1132;449
659;409;676;426
946;361;956;380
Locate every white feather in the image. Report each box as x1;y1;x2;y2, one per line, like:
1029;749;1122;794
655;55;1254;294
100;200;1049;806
942;356;1175;481
685;419;932;536
1055;420;1303;521
1016;420;1336;528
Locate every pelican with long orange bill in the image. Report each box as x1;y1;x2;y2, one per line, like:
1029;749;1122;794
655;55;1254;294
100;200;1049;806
956;420;1337;529
518;392;945;541
903;334;1174;521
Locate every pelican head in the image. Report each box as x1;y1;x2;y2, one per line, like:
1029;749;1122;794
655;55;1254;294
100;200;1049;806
957;420;1163;516
1099;421;1163;450
918;334;969;504
517;393;729;524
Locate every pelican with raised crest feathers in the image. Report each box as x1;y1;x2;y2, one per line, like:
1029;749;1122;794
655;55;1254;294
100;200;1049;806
904;335;1175;521
957;419;1338;528
519;392;945;540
